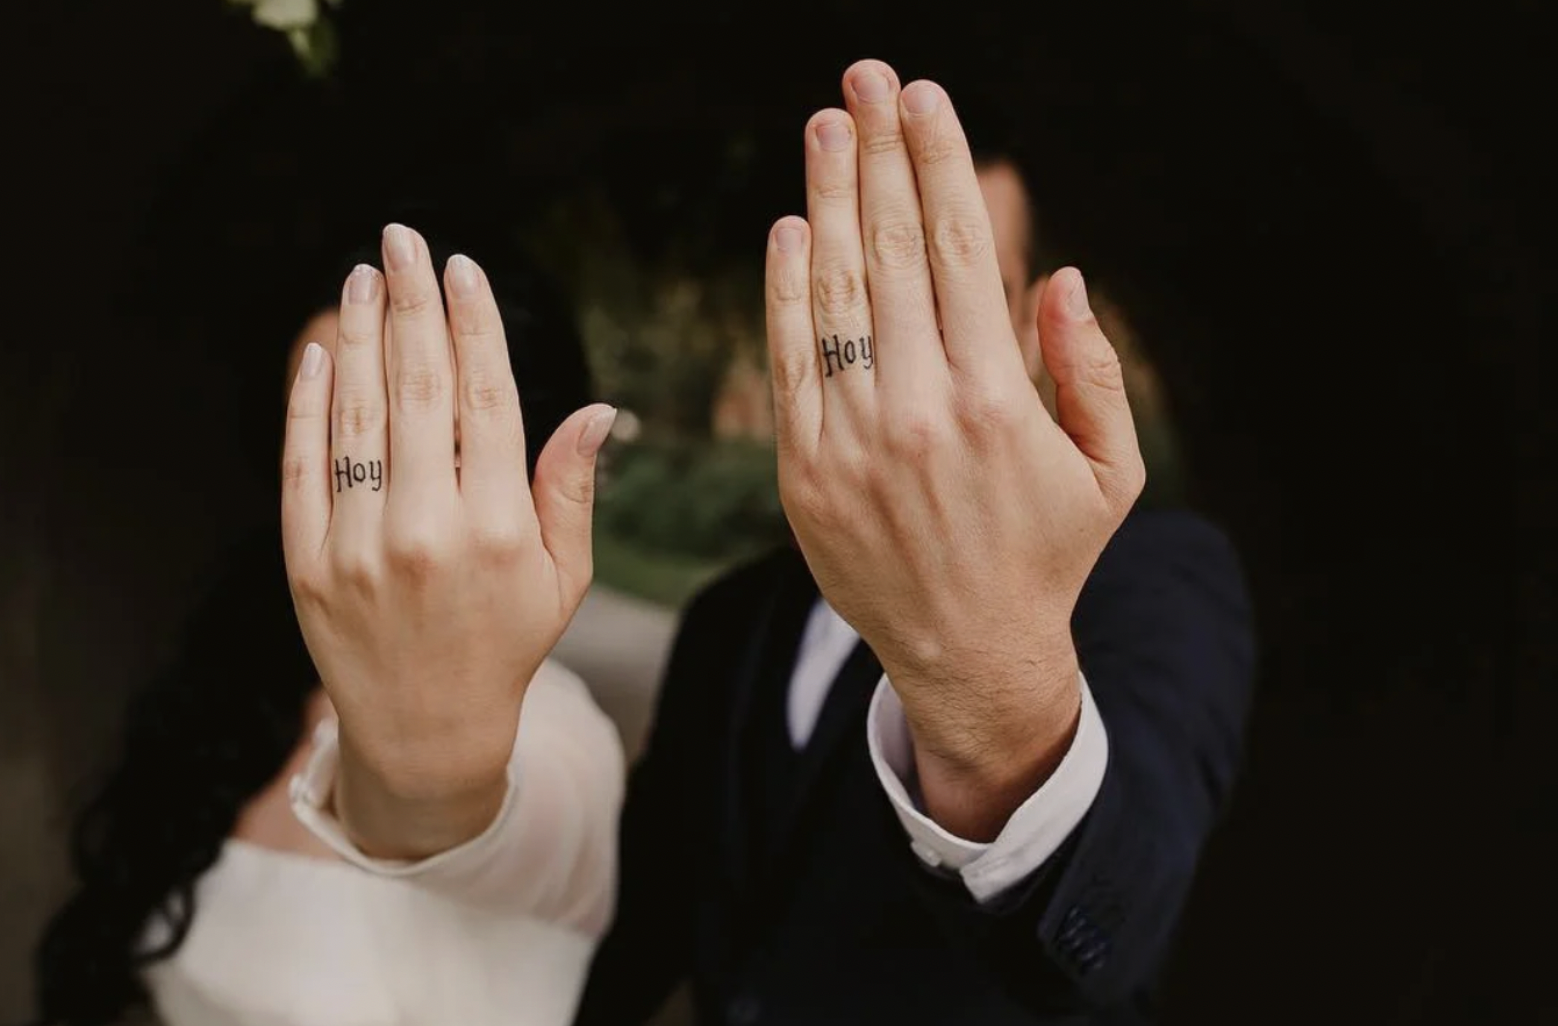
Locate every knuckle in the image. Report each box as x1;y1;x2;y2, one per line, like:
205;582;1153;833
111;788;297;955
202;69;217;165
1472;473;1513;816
389;285;439;317
929;211;993;267
330;551;378;591
770;262;809;305
287;565;327;602
886;413;942;460
394;364;446;408
557;469;595;509
471;523;525;559
384;529;449;579
280;453;313;491
286;393;322;424
912;129;961;167
336;323;377;351
860;127;906;157
1080;345;1127;393
870;218;927;270
779;475;823;524
770;354;811;406
461;369;516;414
812;266;866;318
957;388;1020;439
334;393;383;439
811;176;857;204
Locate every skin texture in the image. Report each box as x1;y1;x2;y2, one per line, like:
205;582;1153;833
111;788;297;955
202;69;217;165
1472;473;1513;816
764;60;1145;841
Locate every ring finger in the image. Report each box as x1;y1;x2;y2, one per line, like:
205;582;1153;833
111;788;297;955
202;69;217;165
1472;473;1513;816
805;108;876;428
327;263;390;540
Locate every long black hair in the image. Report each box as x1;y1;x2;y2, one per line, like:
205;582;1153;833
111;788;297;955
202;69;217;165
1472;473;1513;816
29;54;593;1021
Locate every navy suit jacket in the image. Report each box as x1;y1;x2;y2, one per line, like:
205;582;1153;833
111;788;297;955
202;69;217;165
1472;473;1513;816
574;508;1255;1025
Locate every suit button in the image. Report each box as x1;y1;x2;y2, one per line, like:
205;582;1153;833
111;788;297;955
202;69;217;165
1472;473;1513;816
728;994;761;1025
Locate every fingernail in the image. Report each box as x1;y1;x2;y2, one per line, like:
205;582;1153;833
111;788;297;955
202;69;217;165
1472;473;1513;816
346;264;379;303
447;254;480;296
300;342;325;380
851;68;891;103
902;82;940;116
577;406;618;457
1063;269;1091;319
382;223;417;271
775;224;804;253
816;119;852;151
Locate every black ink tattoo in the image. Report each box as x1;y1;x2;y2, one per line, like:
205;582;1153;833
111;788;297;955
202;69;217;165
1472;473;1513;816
820;333;874;376
334;456;384;493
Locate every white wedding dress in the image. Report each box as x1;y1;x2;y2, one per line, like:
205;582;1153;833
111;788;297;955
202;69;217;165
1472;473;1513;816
142;659;624;1026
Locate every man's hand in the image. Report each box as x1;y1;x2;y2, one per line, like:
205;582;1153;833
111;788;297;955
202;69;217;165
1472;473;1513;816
765;61;1145;841
280;225;616;857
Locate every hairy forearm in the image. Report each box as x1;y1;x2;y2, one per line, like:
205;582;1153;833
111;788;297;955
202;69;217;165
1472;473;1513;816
333;732;510;860
901;641;1082;842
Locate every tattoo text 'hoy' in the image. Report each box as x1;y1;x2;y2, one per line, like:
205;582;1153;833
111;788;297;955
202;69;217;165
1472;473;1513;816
820;334;874;377
334;456;383;493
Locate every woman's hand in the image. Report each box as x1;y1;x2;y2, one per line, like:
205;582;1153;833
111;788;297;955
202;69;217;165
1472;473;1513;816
280;224;615;856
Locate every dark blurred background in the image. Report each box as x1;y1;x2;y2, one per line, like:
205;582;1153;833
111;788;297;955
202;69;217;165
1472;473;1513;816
2;0;1553;1022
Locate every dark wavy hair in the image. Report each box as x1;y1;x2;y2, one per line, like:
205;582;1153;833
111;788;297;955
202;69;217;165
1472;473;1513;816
29;243;592;1026
28;55;593;1021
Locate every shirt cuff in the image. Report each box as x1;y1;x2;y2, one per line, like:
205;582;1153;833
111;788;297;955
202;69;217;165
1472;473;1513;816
866;673;1109;905
289;717;521;878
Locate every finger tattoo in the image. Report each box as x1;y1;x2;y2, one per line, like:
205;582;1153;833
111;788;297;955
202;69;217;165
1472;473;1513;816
333;455;384;492
819;333;875;377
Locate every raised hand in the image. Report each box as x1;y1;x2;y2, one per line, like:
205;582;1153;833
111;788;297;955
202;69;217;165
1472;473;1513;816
281;225;616;856
765;61;1145;840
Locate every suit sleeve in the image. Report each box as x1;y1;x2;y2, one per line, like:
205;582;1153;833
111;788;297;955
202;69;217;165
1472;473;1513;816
910;511;1256;1009
572;579;730;1025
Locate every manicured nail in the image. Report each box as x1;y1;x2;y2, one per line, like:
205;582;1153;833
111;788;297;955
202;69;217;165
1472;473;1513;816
1062;268;1091;319
851;68;891;103
775;224;804;253
346;264;379;303
300;342;325;380
577;406;618;457
447;254;480;296
382;223;417;271
816;119;852;151
902;82;940;116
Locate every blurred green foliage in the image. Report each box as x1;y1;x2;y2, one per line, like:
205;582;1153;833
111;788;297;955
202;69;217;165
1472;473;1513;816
597;438;788;561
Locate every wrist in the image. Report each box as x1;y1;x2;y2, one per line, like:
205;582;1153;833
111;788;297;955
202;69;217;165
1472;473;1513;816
335;727;512;860
893;633;1081;841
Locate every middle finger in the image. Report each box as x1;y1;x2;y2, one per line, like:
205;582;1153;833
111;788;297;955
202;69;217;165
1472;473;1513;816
843;59;942;388
381;223;458;498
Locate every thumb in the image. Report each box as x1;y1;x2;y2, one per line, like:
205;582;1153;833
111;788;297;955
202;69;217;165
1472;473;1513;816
1037;268;1146;507
532;403;617;601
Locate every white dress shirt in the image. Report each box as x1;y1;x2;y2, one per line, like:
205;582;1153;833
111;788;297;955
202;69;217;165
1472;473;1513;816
790;599;1108;903
293;600;1108;907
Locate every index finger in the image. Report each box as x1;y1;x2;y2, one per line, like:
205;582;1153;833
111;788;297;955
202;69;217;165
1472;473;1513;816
898;81;1020;379
444;253;530;522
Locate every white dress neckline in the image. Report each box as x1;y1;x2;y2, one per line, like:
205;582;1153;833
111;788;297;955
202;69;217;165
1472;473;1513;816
142;658;623;1026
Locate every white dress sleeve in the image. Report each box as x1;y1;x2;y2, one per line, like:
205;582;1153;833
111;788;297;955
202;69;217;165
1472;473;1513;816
290;659;625;939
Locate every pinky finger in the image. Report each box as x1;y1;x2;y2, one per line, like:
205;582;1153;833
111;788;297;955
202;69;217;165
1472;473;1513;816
765;216;821;455
281;341;334;567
